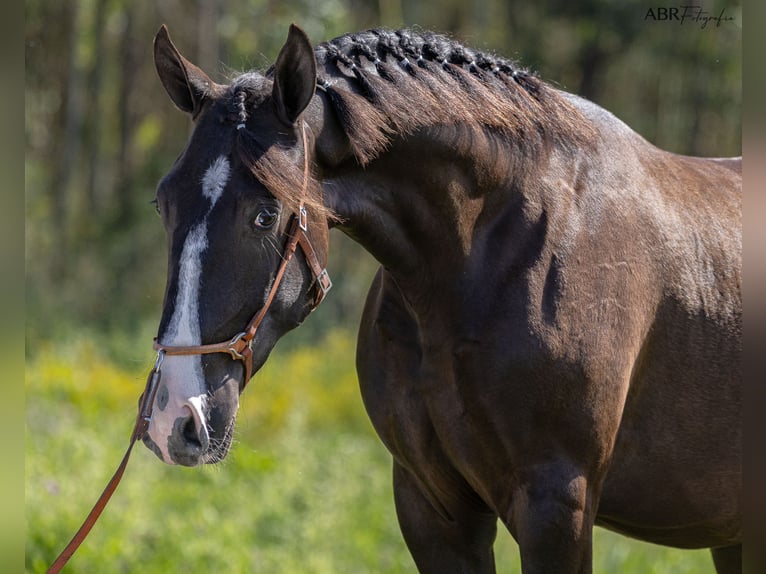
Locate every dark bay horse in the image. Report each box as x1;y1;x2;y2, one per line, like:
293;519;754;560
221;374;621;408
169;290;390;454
145;24;741;573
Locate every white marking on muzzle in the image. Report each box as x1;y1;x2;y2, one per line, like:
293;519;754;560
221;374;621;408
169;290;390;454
149;156;231;464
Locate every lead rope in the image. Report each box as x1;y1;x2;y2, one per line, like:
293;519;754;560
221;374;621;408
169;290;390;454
47;122;330;573
46;351;165;574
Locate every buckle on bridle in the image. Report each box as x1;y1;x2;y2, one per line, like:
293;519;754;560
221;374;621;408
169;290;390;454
152;349;165;372
298;206;308;231
226;331;251;361
317;269;332;296
139;350;165;423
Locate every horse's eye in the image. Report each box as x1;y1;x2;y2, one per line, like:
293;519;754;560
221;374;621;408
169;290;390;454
150;198;160;217
254;208;278;229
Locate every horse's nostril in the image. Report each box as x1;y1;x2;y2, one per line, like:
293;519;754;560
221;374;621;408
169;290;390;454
181;403;210;451
167;405;210;466
181;414;203;448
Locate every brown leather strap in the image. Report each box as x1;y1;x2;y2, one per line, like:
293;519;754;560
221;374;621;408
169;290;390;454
48;120;330;574
152;121;331;387
47;442;136;574
153;212;306;384
47;360;163;573
298;226;332;306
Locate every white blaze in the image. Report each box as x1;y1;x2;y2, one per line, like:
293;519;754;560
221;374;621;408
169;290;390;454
149;156;231;464
165;223;207;347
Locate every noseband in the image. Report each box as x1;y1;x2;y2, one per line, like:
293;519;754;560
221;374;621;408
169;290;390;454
47;122;331;573
153;122;331;385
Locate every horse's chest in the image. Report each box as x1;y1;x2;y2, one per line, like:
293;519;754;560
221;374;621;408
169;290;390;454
357;305;525;503
355;268;604;508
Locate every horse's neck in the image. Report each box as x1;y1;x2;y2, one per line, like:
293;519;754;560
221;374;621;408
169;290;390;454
320;124;573;311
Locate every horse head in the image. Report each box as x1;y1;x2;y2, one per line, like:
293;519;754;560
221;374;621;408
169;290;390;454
144;25;330;466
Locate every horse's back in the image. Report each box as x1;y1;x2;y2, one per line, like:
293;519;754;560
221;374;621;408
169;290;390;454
567;91;741;322
711;156;741;174
575;99;742;548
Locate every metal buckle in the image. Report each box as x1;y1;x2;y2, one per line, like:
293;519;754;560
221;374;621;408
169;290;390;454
153;349;165;372
298;206;308;231
141;351;165;422
226;332;250;361
317;269;332;300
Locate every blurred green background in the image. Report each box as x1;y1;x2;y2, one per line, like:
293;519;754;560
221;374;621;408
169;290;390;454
26;0;740;572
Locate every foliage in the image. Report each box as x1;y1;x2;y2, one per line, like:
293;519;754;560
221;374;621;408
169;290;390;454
24;0;741;343
27;332;717;573
25;2;739;571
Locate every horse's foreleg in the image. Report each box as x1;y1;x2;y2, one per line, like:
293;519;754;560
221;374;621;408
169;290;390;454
506;460;595;574
393;461;498;574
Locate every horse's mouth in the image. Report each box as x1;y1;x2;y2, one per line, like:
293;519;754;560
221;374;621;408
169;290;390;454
141;416;235;467
201;418;236;464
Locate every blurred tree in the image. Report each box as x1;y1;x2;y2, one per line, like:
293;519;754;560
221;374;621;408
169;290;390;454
197;0;223;73
25;0;741;353
84;0;107;215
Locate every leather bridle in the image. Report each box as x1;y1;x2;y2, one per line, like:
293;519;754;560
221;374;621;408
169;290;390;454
47;122;330;573
154;122;331;385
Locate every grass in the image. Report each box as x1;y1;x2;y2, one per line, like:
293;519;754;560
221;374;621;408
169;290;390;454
26;332;716;573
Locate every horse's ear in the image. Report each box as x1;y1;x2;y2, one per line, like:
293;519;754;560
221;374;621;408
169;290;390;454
154;25;215;116
272;24;317;126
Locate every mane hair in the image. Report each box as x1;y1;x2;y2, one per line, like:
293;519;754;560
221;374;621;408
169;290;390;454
224;28;595;217
224;74;331;220
311;28;594;164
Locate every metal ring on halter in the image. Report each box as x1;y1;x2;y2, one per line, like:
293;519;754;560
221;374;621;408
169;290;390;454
226;332;249;361
153;349;165;372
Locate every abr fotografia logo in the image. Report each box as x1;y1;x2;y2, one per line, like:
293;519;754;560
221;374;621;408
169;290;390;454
644;5;735;28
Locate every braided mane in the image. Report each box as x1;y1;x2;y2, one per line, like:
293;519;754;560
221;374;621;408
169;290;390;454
223;29;593;218
310;29;592;163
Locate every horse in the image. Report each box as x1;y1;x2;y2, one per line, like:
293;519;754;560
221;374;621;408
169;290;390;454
144;24;742;573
